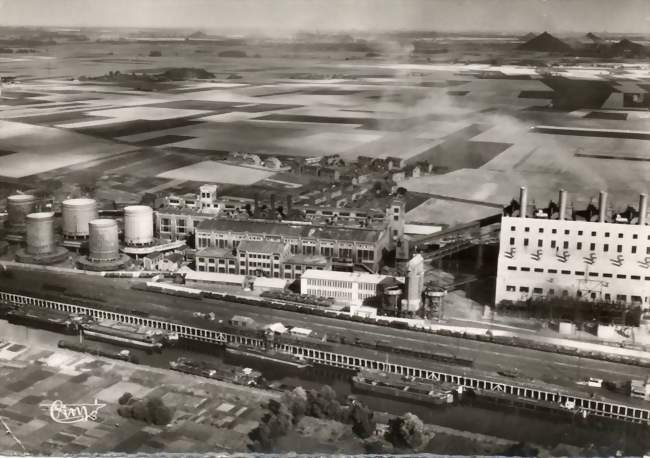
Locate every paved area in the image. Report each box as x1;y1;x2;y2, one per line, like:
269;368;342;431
0;338;276;454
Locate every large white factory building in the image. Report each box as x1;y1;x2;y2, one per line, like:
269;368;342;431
496;187;650;308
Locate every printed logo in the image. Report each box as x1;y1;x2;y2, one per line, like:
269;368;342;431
41;399;106;424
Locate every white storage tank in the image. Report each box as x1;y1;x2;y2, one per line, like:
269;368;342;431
62;198;97;238
25;212;56;255
7;194;36;233
123;205;154;246
88;219;119;262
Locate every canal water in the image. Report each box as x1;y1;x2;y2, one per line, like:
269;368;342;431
3;321;650;454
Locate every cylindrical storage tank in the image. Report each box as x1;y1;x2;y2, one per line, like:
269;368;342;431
7;194;36;232
123;205;154;246
62;198;97;238
88;219;119;262
25;212;56;255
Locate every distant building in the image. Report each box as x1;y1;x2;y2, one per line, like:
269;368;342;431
301;269;405;306
195;247;238;274
237;240;289;278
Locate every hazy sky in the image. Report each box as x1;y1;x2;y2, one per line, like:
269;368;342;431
1;0;649;33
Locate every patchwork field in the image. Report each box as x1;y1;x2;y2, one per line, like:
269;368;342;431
157;161;274;184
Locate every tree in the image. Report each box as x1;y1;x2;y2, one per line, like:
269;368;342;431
396;187;407;196
348;402;376;439
282;387;307;424
118;392;133;405
146;396;173;425
385;412;426;451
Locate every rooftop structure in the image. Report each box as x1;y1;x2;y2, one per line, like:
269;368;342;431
300;269;405;306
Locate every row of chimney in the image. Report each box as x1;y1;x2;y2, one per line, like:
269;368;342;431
518;186;648;225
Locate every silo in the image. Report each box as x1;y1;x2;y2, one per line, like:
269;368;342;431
404;253;424;314
88;219;119;262
6;194;36;233
381;285;403;316
25;212;56;255
123;205;154;246
62;198;97;239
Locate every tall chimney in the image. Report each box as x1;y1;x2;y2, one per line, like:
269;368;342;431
639;193;648;225
519;186;528;218
558;189;567;220
598;191;608;222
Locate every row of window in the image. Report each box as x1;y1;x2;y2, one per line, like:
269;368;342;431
509;237;650;254
305;289;352;299
505;265;650;281
510;225;650;240
306;278;354;289
503;285;645;303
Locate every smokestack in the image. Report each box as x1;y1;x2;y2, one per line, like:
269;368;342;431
519;187;528;218
286;195;292;213
598;191;607;222
558;189;567;220
639;193;648;225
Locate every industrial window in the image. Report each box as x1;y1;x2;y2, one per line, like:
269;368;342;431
538;240;543;247
561;270;571;275
575;271;584;276
619;233;624;238
604;293;611;302
548;269;557;274
519;286;529;292
647;247;650;255
506;285;516;292
617;274;626;279
563;241;569;249
631;275;641;280
507;266;516;271
603;273;613;278
551;240;556;248
534;268;543;273
521;267;530;272
524;238;529;247
645;277;650;281
617;295;627;302
632;246;637;254
394;208;399;213
590;243;595;251
552;229;557;234
510;226;516;231
591;231;596;237
576;242;582;249
393;215;399;221
564;230;570;235
525;227;530;232
604;244;609;252
617;245;623;253
633;234;638;240
604;232;610;237
589;272;598;277
578;230;583;236
538;228;544;233
533;288;543;294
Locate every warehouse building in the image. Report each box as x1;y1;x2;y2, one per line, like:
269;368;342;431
496;187;650;307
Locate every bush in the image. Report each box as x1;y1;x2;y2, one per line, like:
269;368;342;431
147;396;173;425
118;392;133;405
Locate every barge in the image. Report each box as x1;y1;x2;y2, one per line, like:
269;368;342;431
57;339;139;364
226;345;311;369
352;370;457;406
6;305;86;335
80;319;178;352
169;357;263;386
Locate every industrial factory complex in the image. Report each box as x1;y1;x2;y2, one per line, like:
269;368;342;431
2;179;650;320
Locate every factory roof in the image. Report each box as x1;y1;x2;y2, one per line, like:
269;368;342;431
301;269;404;284
196;218;384;243
238;240;288;254
184;270;245;285
195;247;236;258
283;254;330;266
156;206;206;216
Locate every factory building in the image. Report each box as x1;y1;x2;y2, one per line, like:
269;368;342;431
195;218;388;273
194;242;330;279
301;269;405;306
496;187;650;307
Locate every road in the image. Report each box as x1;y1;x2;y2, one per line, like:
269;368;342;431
1;268;650;391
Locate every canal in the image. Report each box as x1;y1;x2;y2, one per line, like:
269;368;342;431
2;320;650;454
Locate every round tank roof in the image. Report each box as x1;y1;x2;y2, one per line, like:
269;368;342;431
124;205;153;213
27;212;55;219
90;218;116;227
63;198;96;206
8;194;35;202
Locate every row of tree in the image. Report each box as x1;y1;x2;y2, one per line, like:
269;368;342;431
249;385;430;453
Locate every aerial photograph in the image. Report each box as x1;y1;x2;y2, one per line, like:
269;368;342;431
0;0;649;455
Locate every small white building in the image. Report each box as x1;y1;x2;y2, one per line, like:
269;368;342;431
300;269;405;306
